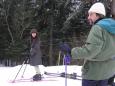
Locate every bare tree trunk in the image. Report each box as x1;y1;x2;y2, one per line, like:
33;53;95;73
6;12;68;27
3;0;14;44
49;15;53;65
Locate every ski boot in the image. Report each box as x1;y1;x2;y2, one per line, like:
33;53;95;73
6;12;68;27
33;74;42;81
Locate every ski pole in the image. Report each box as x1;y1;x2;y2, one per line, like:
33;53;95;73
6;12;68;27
64;54;67;86
12;59;27;83
57;51;61;65
21;58;29;78
64;53;71;86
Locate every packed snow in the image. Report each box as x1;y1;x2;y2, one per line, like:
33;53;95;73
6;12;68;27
0;64;82;86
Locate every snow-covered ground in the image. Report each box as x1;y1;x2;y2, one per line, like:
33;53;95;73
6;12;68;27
0;64;82;86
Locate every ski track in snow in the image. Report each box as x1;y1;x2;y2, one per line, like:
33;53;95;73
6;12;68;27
0;64;83;86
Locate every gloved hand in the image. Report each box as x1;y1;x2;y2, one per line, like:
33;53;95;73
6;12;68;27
59;42;71;55
64;54;71;65
21;52;30;63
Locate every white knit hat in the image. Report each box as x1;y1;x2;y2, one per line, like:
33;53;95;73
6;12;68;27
88;2;106;16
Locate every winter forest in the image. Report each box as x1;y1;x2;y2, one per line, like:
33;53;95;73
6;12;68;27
0;0;111;66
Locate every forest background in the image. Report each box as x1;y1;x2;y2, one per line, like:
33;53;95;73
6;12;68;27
0;0;111;66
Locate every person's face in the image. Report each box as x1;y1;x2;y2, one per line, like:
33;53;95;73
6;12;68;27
87;12;99;25
31;32;37;38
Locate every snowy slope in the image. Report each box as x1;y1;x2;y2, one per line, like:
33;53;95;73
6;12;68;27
0;64;82;86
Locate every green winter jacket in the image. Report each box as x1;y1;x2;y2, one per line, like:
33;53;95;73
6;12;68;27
71;18;115;80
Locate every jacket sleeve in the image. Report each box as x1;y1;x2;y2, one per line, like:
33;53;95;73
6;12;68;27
71;25;105;61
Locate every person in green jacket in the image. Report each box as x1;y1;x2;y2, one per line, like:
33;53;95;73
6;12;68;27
71;2;115;86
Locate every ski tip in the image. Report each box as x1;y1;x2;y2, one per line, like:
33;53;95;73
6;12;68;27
8;80;16;83
12;81;15;83
21;76;24;78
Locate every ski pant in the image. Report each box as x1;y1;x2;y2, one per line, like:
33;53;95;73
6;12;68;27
34;65;41;74
82;79;108;86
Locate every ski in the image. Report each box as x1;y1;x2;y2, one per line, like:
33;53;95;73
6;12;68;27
9;76;58;83
9;77;58;83
44;72;81;80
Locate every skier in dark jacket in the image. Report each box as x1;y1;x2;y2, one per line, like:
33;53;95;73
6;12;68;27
30;28;42;81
